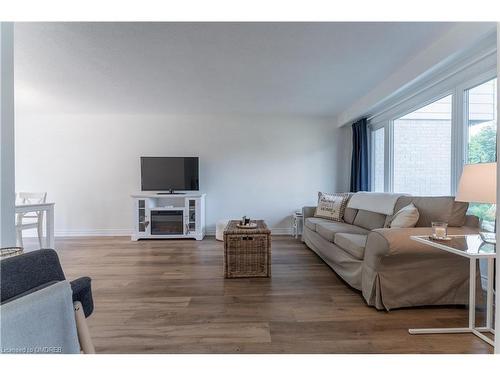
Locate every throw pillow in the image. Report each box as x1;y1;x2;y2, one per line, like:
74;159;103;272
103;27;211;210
389;203;419;228
314;192;349;222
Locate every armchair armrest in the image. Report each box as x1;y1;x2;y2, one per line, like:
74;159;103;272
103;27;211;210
302;206;316;219
70;277;94;318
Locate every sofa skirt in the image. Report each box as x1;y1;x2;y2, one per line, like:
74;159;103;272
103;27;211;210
302;226;363;290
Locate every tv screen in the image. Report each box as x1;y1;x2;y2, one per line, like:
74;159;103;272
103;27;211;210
141;157;199;191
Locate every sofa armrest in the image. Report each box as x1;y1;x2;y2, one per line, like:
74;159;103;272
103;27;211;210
302;206;316;219
364;226;479;270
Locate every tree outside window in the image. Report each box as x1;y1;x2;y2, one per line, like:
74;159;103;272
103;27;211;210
466;78;497;231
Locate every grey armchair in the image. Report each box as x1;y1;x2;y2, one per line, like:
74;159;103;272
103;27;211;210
0;249;95;353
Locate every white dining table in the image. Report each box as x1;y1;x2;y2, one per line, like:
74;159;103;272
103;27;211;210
15;202;55;248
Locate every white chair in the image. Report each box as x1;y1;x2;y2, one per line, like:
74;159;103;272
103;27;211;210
16;192;47;249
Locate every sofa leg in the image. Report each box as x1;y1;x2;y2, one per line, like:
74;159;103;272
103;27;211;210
74;301;95;354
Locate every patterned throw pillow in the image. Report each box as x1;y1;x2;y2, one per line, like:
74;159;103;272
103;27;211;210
314;192;349;222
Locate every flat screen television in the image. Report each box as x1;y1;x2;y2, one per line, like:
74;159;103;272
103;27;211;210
141;157;199;192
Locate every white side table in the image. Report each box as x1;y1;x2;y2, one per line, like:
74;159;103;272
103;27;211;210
409;234;496;347
292;211;303;239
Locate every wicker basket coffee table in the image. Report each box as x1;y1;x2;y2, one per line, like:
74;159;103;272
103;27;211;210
224;220;271;278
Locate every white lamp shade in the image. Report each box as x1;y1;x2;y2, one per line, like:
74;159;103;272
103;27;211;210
456;162;496;204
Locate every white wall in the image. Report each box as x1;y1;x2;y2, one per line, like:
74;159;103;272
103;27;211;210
1;22;16;247
15;113;350;236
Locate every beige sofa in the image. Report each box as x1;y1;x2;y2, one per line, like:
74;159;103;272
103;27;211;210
302;195;480;310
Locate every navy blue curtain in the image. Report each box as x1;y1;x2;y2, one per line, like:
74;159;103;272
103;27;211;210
350;118;370;192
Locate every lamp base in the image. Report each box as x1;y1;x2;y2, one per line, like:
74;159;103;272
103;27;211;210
479;232;496;244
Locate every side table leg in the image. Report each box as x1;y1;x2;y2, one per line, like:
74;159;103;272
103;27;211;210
469;258;476;330
486;257;494;330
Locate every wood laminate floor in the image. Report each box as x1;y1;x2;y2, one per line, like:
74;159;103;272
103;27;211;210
36;236;493;353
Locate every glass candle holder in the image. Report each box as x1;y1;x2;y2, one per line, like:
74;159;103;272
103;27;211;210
432;222;448;239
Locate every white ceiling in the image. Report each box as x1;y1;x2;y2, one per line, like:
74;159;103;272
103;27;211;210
15;22;460;116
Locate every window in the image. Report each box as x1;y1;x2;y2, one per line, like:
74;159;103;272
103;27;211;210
466;78;497;164
371;127;385;192
392;95;452;195
368;51;496;199
465;78;497;231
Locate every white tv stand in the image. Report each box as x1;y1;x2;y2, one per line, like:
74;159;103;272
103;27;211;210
131;192;206;241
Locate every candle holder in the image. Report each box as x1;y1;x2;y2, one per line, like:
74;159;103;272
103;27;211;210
432;222;449;240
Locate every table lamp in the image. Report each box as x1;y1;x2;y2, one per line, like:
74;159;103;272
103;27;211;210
455;162;497;244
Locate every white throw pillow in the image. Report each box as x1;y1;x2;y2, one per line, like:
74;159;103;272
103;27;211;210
389;203;420;228
314;192;349;222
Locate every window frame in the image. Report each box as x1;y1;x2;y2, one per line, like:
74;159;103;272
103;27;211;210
370;125;385;192
459;72;498;166
369;66;497;195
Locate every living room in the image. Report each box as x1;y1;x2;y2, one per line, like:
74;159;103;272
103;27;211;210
0;1;499;372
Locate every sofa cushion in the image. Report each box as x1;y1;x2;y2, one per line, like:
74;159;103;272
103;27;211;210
353;209;387;230
304;217;328;231
334;233;368;260
448;201;469;227
343;207;358;224
389;196;469;227
315;221;369;242
342;193;357;224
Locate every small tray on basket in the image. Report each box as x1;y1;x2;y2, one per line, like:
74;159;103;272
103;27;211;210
236;222;258;229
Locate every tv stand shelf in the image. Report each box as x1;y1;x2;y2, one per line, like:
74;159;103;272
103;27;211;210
131;192;206;241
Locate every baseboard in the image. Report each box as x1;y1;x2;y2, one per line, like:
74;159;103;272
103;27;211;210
54;229;133;237
269;228;294;235
22;227;294;238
